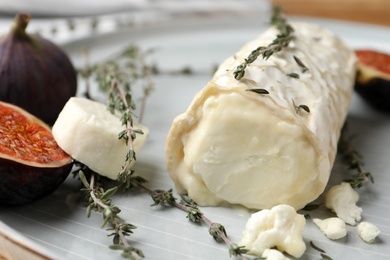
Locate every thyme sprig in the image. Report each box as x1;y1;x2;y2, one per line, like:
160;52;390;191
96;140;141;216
76;45;154;258
79;170;144;259
139;185;249;259
93;46;154;182
338;123;374;188
233;7;294;80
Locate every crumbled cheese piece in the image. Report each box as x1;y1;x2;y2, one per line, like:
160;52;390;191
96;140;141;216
325;182;362;225
313;217;347;240
357;222;380;243
240;204;306;258
262;249;291;260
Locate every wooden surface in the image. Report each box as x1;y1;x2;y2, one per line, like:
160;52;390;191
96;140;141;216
272;0;390;26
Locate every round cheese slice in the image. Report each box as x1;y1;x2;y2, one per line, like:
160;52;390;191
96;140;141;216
52;97;148;180
166;22;356;210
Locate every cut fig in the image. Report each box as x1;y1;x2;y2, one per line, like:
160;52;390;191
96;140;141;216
0;101;73;205
355;49;390;112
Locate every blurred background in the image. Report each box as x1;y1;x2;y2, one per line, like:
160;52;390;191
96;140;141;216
273;0;390;26
0;0;389;26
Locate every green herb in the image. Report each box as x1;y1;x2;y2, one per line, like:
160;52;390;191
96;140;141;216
287;72;300;79
338;123;374;188
292;99;310;114
296;104;310;113
246;88;270;95
138;185;249;259
233;6;294;80
293;55;309;73
78;170;144;259
310;241;333;260
76;45;154;258
80;45;154;124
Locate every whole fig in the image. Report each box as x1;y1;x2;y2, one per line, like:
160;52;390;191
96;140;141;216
0;13;77;125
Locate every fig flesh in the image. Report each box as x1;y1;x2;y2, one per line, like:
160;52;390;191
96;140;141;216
0;101;73;205
355;50;390;112
0;13;77;125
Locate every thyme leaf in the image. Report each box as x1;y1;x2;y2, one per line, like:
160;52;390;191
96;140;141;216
292;99;310;114
229;243;250;257
246;88;270;95
234;6;293;80
296;104;310;114
150;189;177;206
287;72;300;79
293;55;309;73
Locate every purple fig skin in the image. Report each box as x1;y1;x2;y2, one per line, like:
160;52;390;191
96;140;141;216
0;157;73;205
0;14;77;125
355;76;390;112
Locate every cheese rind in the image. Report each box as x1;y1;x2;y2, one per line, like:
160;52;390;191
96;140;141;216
166;22;356;210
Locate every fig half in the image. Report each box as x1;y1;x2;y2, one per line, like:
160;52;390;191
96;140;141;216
355;49;390;112
0;101;73;205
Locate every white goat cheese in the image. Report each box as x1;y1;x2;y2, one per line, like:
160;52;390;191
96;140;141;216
313;217;347;240
262;249;291;260
52;97;148;180
357;222;380;243
240;204;306;258
325;182;362;225
166;22;356;210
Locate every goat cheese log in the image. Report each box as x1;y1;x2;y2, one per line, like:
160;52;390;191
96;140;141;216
166;22;356;210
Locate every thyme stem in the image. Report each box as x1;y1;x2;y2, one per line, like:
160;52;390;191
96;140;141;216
233;6;293;80
138;51;154;124
81;172;144;259
89;173;108;210
109;78;136;175
138;184;248;260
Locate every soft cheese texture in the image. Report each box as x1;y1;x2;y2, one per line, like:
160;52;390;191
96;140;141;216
166;22;356;210
262;249;291;260
52;97;148;180
313;217;347;240
357;222;380;243
325;182;362;225
240;204;306;258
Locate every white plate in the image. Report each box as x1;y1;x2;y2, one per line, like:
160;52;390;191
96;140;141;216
1;15;390;260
